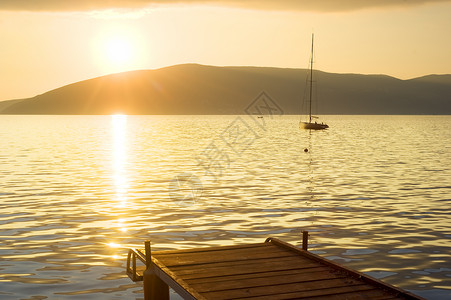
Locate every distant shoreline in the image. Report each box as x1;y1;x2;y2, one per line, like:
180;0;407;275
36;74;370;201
1;64;451;115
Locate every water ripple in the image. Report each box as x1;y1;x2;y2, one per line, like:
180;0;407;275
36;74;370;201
0;115;450;299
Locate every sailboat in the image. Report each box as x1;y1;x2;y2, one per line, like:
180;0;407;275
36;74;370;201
300;34;329;130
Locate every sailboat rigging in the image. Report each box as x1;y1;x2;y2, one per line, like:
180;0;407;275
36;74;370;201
300;34;329;130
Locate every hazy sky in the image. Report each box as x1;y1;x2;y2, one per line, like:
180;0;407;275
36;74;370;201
1;0;451;100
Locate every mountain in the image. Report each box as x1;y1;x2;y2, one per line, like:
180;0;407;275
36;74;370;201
0;98;24;112
1;64;450;115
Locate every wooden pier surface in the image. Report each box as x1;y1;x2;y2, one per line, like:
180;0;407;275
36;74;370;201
126;237;424;300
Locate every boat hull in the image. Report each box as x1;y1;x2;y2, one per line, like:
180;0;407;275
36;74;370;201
301;122;329;130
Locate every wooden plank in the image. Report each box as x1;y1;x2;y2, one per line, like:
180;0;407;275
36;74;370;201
167;253;314;271
154;243;286;261
150;242;268;255
299;288;403;300
238;285;380;300
169;257;321;280
153;244;295;267
168;255;318;273
184;266;329;285
189;268;349;293
201;277;369;300
365;296;404;300
155;250;297;268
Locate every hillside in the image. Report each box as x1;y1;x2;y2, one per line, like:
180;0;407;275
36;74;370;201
1;64;450;115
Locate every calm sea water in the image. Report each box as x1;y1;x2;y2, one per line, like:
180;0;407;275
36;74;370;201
0;115;450;299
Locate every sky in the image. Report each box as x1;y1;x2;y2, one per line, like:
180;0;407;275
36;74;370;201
1;0;451;100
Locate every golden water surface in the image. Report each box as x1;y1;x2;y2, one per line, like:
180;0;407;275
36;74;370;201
0;115;450;299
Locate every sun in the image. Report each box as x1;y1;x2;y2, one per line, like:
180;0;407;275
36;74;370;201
93;27;148;74
106;37;132;65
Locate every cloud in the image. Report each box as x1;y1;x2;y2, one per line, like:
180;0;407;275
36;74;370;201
0;0;450;12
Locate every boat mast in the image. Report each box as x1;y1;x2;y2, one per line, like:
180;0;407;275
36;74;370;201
309;33;314;124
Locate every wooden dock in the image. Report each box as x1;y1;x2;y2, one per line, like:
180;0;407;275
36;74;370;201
126;233;424;300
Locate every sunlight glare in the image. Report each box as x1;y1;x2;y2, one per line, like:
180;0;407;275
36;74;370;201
117;218;128;232
108;242;121;248
111;114;128;208
106;37;132;65
92;25;150;74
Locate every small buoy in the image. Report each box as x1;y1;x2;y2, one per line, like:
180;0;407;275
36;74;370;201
304;148;308;152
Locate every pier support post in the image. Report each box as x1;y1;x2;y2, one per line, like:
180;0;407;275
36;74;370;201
143;240;169;300
302;231;309;250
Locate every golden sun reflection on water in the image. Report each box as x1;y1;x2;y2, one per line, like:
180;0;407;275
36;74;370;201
107;242;121;249
111;114;128;208
108;114;130;258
